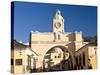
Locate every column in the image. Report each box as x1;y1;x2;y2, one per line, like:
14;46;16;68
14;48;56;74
81;54;83;69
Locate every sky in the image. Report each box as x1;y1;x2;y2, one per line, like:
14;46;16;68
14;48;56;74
12;1;97;43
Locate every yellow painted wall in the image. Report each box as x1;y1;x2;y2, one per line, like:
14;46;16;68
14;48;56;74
88;46;97;69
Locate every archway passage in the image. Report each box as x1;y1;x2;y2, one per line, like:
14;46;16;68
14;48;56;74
43;46;75;72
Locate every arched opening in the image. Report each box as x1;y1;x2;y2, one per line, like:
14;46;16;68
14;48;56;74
43;46;75;72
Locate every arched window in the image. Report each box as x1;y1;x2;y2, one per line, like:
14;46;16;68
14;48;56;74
58;34;60;40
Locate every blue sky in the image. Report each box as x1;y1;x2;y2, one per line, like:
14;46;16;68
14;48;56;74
12;1;97;42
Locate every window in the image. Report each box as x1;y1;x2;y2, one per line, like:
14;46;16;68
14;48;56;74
50;59;53;61
11;59;13;65
83;53;85;66
75;57;78;65
54;32;56;41
66;51;68;52
50;62;54;65
55;56;57;58
79;55;81;65
45;54;50;59
58;56;60;58
58;53;61;58
27;55;31;67
58;35;60;40
15;59;22;65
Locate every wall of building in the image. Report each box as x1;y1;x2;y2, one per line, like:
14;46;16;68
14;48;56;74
11;49;25;74
75;45;89;69
11;48;37;74
88;46;97;69
74;32;84;51
30;31;84;70
31;32;54;42
30;32;84;53
31;32;78;43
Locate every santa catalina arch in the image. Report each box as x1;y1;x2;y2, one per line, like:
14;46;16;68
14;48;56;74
29;9;95;72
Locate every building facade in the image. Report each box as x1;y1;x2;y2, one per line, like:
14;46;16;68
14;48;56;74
29;10;97;71
11;40;38;74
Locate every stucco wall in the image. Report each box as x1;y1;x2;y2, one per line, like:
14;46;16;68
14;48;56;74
88;46;97;69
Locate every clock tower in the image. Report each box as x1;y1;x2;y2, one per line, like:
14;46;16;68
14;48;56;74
53;9;64;33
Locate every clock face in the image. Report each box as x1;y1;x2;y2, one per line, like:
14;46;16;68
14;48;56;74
55;22;61;29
